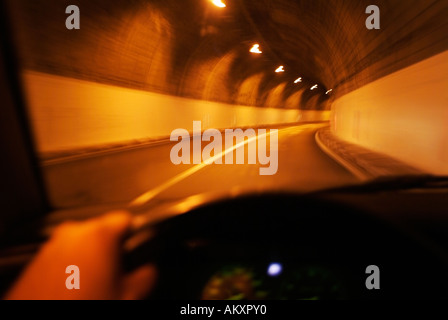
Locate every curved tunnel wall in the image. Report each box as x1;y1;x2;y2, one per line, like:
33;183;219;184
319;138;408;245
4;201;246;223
6;0;447;160
24;71;317;153
7;0;321;107
332;51;448;175
6;0;333;153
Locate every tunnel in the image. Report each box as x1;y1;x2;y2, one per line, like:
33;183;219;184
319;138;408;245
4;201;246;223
4;0;447;176
1;0;448;301
0;0;447;205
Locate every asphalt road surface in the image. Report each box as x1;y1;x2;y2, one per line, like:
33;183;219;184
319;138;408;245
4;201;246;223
42;123;359;210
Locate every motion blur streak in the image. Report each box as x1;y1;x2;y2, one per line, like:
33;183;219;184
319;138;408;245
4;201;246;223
130;127;282;208
43;124;356;209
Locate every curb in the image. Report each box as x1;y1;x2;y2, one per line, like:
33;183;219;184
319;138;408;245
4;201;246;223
315;129;369;181
41;122;324;166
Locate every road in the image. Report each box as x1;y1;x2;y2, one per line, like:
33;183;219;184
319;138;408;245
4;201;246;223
43;123;359;210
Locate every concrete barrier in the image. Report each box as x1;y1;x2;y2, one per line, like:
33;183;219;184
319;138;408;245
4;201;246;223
22;71;329;153
331;51;448;175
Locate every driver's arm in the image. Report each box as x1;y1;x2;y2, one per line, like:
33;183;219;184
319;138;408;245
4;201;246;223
4;211;156;300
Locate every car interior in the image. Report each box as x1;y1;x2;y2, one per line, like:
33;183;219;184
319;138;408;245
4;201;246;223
0;0;447;300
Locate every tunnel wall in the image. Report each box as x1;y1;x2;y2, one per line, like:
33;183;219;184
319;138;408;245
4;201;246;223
331;51;448;175
7;0;341;113
23;71;329;153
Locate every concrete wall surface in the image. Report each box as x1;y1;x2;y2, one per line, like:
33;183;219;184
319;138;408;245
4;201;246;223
22;71;329;153
331;51;448;175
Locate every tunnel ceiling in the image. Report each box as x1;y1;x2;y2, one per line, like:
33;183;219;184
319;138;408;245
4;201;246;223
6;0;448;110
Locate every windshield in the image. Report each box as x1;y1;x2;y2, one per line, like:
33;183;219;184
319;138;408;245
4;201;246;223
5;0;447;211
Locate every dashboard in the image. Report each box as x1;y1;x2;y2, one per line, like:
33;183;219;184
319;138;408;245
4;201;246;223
123;189;448;300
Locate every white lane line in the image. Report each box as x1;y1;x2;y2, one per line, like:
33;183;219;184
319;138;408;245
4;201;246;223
128;126;301;208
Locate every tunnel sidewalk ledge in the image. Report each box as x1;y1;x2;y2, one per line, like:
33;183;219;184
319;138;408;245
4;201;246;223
315;127;424;181
40;122;323;166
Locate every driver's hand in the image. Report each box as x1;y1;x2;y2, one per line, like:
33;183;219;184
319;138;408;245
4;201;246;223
5;211;157;300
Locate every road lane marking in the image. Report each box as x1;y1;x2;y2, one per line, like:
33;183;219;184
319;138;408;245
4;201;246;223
128;126;311;208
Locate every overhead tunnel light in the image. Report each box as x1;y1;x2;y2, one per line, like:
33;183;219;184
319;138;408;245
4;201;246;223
250;44;262;54
294;77;302;83
275;66;285;73
310;84;318;90
211;0;226;8
326;89;333;94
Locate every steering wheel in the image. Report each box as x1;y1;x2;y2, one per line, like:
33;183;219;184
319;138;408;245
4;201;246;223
123;193;448;299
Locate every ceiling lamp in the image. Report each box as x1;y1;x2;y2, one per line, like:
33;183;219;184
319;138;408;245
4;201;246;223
211;0;226;8
275;66;285;73
250;44;262;54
